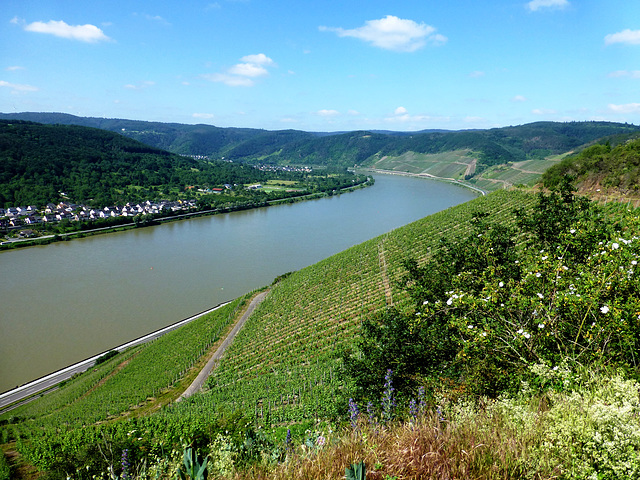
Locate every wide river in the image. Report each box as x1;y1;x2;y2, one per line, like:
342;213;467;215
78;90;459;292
0;173;477;393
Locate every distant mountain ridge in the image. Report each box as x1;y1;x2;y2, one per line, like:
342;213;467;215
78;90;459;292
2;112;639;173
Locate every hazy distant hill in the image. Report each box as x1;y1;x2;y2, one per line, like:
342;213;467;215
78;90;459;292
2;112;639;173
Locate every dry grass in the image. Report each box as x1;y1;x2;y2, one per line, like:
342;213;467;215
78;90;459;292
240;409;560;480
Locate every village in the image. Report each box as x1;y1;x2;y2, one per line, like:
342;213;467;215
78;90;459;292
0;198;200;238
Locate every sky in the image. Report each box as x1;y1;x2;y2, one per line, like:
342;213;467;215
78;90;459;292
1;0;639;132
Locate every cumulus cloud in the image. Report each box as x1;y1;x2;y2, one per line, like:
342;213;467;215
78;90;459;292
203;53;275;87
319;15;447;52
394;106;408;115
526;0;569;12
608;103;640;114
0;80;38;93
512;95;528;102
605;29;640;46
18;18;111;43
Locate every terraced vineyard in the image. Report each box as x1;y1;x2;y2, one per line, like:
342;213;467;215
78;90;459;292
198;189;537;424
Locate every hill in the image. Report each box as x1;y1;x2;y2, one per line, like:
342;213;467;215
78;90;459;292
542;134;640;197
0;120;364;209
2;113;638;184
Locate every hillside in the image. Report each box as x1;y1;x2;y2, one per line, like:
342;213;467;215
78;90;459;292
2;113;638;183
0;120;364;209
542;134;640;197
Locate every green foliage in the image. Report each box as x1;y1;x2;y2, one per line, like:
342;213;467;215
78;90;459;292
543;136;640;192
0;452;11;480
346;460;366;480
177;446;208;480
344;187;640;401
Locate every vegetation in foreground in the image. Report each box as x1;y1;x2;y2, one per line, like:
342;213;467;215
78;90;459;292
2;175;640;479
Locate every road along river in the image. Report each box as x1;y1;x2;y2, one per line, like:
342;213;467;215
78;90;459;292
0;173;478;393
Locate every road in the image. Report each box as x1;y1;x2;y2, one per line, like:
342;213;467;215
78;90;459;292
0;302;230;412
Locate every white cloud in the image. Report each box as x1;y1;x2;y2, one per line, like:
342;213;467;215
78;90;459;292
347;109;361;116
317;109;340;117
512;95;528;102
0;80;38;93
605;29;640;46
21;19;111;43
608;103;640;114
469;70;485;78
319;15;447;52
394;106;408;115
526;0;569;12
608;70;640;78
228;63;269;78
192;113;215;119
204;53;275;87
5;65;25;71
240;53;275;66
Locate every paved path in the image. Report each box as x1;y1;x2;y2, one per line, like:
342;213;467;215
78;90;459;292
178;290;269;401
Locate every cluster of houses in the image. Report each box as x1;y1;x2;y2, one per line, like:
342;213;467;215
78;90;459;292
0;199;199;231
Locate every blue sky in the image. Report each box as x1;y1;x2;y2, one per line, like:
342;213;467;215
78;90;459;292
1;0;639;131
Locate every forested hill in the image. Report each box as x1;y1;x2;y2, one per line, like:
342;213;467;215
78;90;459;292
2;112;639;172
542;134;640;194
0;120;295;207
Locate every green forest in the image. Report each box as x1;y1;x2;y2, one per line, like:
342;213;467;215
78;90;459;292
0;120;365;208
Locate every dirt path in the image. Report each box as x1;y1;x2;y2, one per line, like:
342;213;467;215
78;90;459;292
177;290;269;401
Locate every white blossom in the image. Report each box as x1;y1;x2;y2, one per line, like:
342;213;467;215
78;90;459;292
600;305;610;314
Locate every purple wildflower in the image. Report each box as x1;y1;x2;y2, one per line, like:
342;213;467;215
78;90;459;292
381;369;396;422
121;448;130;480
348;398;359;430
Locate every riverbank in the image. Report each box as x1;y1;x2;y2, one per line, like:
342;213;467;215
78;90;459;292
363;167;487;196
0;177;374;252
0;300;234;412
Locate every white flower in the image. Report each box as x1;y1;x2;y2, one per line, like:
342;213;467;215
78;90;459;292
499;281;504;287
536;272;541;278
612;242;620;250
524;332;531;339
542;256;548;261
468;324;474;329
538;323;545;329
517;328;524;334
446;298;453;306
600;305;610;314
570;229;576;234
537;293;544;299
422;300;429;305
632;260;637;266
481;331;487;337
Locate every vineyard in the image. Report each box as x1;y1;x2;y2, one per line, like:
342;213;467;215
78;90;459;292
8;186;640;480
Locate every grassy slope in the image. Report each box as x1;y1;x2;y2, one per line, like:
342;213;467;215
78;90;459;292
201;189;535;419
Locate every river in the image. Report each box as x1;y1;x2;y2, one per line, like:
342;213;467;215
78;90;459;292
0;174;477;392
